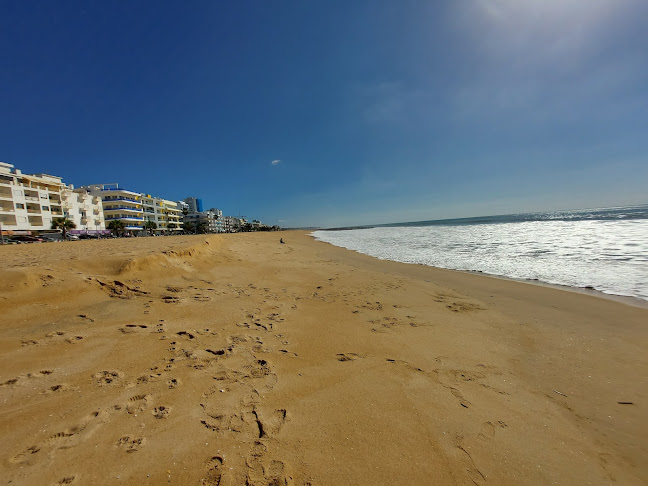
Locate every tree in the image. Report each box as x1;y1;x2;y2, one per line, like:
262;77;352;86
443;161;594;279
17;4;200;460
51;217;76;240
183;221;196;234
143;220;157;235
107;219;126;236
196;221;209;234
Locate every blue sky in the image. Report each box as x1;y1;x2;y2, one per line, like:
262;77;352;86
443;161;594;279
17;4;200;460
1;1;647;227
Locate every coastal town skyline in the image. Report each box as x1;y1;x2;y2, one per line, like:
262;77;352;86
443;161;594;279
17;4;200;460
0;161;271;237
2;1;647;228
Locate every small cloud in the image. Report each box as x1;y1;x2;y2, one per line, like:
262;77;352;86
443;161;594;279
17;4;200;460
271;159;281;166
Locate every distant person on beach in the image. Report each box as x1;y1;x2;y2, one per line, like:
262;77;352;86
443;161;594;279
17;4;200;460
280;238;285;244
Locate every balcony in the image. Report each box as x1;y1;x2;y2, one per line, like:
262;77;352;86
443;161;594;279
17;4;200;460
103;206;142;213
102;196;142;204
105;216;144;222
0;214;17;226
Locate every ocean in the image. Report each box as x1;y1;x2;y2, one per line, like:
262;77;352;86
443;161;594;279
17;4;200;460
311;205;648;302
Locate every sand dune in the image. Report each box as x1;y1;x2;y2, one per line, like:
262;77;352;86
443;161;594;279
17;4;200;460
1;232;646;485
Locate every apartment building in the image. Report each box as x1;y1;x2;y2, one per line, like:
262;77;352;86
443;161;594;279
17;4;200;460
221;216;241;232
82;184;183;234
184;208;223;233
0;162;105;234
63;188;106;233
184;197;203;214
83;183;144;233
141;194;183;233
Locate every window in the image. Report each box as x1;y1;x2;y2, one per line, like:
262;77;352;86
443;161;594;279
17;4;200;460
41;194;47;199
16;203;25;209
42;206;50;211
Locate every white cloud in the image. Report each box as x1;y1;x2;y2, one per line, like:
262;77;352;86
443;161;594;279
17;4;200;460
271;159;281;166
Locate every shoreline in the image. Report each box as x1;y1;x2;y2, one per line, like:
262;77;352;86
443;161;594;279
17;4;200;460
309;232;648;309
1;231;647;485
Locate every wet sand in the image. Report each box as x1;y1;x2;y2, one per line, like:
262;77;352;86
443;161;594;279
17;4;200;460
1;231;647;485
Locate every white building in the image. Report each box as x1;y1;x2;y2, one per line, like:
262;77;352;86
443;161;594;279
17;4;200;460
0;162;105;234
63;188;107;233
222;215;241;232
83;183;144;233
82;184;183;234
184;208;223;233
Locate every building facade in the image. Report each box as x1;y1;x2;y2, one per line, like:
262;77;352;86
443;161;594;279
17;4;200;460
63;188;106;232
141;194;183;233
184;208;223;233
0;162;105;234
184;197;203;214
222;216;241;232
83;183;144;233
83;184;183;234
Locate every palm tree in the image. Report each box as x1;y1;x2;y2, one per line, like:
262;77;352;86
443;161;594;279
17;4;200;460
143;220;157;235
107;219;126;236
51;217;76;240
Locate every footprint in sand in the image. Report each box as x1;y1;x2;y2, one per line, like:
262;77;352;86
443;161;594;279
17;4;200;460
201;456;225;485
254;408;288;439
125;394;149;414
176;331;195;340
336;353;361;362
116;436;146;453
119;324;148;334
53;476;78;485
93;370;124;386
1;377;21;387
478;421;496;440
450;388;472;409
46;331;66;338
446;302;484;312
152;406;170;419
246;441;291;486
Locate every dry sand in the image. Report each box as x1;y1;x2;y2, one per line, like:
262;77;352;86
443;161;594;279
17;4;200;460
1;231;647;485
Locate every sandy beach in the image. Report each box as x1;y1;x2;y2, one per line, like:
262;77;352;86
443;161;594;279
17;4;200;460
1;231;647;485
